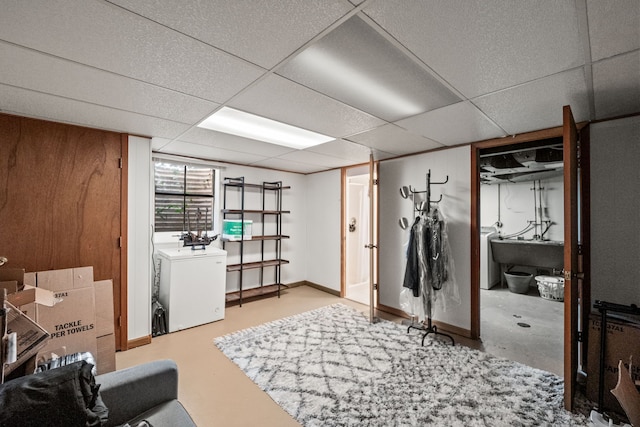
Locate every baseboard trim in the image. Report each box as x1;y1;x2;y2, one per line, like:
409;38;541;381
296;281;341;297
127;335;152;350
285;280;306;289
376;303;472;339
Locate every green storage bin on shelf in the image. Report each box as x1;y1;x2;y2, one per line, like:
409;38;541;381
222;219;253;241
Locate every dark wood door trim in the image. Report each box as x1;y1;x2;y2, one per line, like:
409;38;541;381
470;147;481;340
563;105;579;410
578;125;591;369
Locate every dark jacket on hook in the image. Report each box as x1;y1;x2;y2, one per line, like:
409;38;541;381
402;217;422;297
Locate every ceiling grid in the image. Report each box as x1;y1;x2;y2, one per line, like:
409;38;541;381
0;0;637;173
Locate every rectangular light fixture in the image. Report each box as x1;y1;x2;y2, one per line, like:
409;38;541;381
276;16;461;122
197;107;334;150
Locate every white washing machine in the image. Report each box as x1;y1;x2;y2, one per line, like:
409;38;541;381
157;246;227;333
480;227;499;290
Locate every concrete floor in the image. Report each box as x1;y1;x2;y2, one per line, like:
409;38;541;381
480;284;564;376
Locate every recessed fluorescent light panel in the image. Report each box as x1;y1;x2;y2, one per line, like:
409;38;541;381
198;107;334;150
277;16;461;122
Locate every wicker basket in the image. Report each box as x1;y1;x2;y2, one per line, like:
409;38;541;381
535;276;564;301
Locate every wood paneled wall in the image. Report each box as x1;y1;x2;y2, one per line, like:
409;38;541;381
0;113;125;349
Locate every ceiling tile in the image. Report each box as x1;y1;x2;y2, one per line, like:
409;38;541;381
0;0;264;102
277;150;355;169
347;124;443;155
249;157;325;174
592;51;640;120
363;0;584;98
587;0;640;61
151;137;173;151
0;84;190;138
305;139;375;163
108;0;354;69
0;42;218;124
177;127;297;157
277;15;460;121
396;102;506;145
229;74;385;137
155;140;269;165
474;68;591;135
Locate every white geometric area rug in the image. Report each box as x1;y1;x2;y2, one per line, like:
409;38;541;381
214;304;589;427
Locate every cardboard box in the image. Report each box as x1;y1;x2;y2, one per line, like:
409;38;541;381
36;266;93;292
23;272;36;287
1;280;19;294
96;334;116;374
4;301;50;375
587;313;640;414
7;285;60;309
94;280;114;338
0;268;26;289
5;266;113;376
35;287;97;362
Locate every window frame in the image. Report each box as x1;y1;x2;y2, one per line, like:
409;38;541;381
152;154;222;244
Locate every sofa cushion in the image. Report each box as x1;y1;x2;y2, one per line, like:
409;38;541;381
127;400;196;427
0;360;109;427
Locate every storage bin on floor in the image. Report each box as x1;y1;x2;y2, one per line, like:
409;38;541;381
535;275;564;301
504;271;532;294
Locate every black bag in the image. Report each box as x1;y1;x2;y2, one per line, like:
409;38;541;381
0;360;109;426
152;300;167;336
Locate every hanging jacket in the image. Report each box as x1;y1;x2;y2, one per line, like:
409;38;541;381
426;208;448;290
402;217;421;297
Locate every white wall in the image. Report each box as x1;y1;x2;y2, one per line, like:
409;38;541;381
305;169;342;291
480;176;564;241
378;146;471;331
590;115;640;307
127;136;152;341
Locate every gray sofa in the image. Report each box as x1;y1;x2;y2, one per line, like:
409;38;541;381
97;359;196;427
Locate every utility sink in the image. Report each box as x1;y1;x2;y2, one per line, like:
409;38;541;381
490;238;564;270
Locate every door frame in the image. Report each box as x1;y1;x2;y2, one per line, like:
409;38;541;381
470;114;589;410
563;105;591;410
340;160;379;313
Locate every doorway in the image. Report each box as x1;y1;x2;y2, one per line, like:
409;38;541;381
342;164;377;307
477;138;566;375
471;108;589;410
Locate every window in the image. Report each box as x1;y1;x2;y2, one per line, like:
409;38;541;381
154;160;217;233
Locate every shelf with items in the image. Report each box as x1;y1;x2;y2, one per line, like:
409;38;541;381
221;234;290;242
222;209;290;215
222;177;289;307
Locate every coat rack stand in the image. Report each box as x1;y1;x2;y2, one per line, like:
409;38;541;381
404;170;455;346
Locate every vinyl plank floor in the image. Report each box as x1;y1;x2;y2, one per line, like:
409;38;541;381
116;285;562;426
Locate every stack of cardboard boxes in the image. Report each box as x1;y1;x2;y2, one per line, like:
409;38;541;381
587;313;640;415
2;266;115;376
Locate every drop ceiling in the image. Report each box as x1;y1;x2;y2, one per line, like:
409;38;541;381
0;0;638;174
